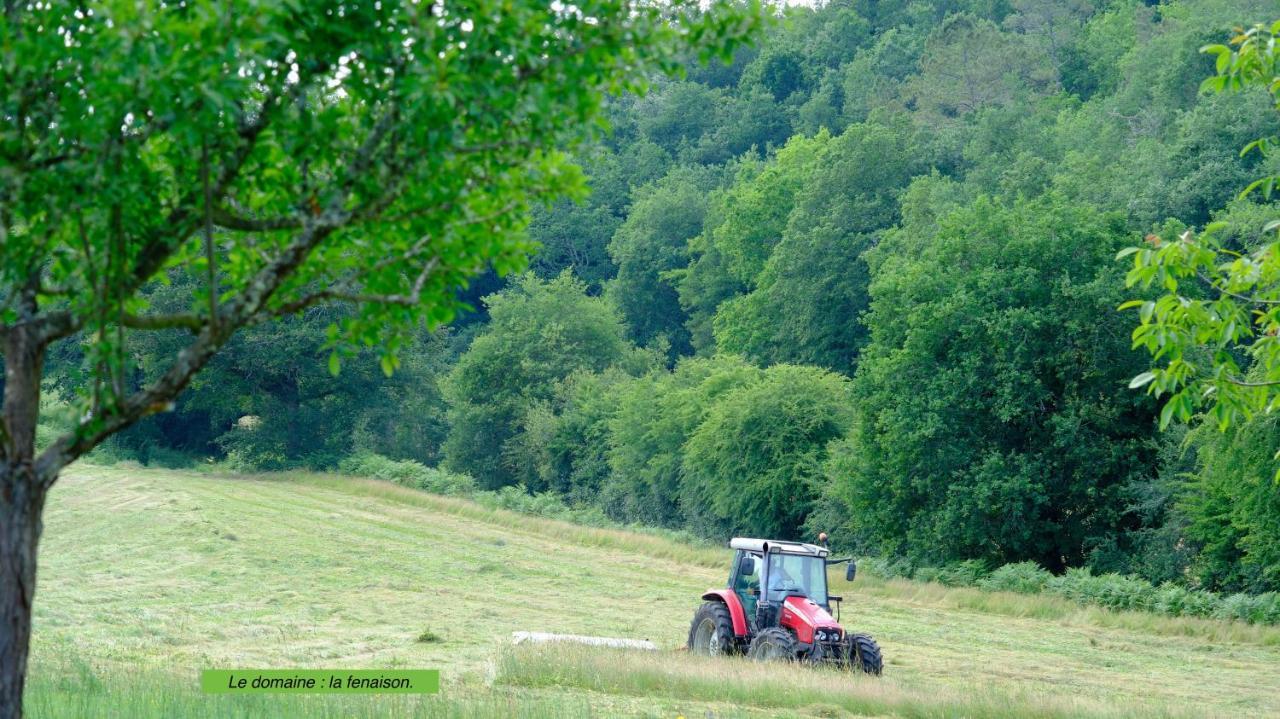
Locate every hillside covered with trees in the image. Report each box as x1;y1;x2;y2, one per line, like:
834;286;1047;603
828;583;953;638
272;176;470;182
52;0;1280;596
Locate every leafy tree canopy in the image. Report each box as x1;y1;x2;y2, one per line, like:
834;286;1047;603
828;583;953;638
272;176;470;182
441;273;647;489
840;194;1158;569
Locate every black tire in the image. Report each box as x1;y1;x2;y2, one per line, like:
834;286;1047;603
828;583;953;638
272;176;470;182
845;633;883;675
687;601;736;656
747;627;797;662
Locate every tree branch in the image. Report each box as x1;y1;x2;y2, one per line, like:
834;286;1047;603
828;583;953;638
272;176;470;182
1197;270;1280;306
34;86;403;486
210;207;304;232
264;197;518;319
1225;376;1280;388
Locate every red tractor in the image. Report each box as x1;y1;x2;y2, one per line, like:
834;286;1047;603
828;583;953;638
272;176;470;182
687;537;883;674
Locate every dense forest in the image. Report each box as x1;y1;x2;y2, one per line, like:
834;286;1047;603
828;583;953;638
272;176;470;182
45;0;1280;595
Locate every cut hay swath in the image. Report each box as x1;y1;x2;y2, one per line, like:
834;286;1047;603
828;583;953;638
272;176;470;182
511;632;658;650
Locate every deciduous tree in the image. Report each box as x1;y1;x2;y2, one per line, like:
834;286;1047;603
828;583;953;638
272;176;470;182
0;2;759;714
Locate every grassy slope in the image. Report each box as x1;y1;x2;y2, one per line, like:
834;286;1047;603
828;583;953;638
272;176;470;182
26;466;1280;718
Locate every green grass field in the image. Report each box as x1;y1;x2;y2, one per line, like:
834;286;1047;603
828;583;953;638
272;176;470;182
25;466;1280;718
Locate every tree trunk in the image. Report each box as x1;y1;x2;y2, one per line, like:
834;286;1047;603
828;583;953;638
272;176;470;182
0;471;42;719
0;320;48;719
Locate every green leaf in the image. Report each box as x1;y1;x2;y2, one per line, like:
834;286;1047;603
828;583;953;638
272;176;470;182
328;352;341;377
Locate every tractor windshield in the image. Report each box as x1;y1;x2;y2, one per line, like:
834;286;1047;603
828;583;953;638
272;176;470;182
764;553;828;605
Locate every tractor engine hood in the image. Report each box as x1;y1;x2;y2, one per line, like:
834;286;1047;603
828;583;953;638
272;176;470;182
779;596;842;645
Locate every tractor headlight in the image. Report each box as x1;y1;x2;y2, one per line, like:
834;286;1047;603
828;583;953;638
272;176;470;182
815;629;841;643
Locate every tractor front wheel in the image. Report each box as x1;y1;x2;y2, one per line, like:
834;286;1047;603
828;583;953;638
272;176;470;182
688;601;736;656
747;627;797;662
844;633;883;675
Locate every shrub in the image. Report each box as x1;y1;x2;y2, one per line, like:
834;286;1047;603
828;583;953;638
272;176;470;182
934;560;990;587
1152;583;1215;617
1181;588;1221;618
1046;569;1157;612
474;486;613;527
861;556;914;580
978;562;1052;594
912;567;943;584
1215;592;1280;624
339;452;476;497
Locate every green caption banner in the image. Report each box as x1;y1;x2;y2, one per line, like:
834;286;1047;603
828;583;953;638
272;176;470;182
201;669;440;694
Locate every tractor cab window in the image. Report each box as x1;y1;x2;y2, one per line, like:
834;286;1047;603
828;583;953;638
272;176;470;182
732;551;762;621
764;553;828;605
732;552;761;594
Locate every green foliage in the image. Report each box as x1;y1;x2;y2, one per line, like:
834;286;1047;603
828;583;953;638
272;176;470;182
607;165;720;355
1151;583;1220;618
915;560;991;587
35;389;79;454
899;557;1280;624
506;368;641;500
526;200;622;289
1182;413;1280;592
441;273;643;489
1;0;764;475
905;14;1052;122
339;451;477;497
604;355;764;527
977;561;1053;594
1120;17;1280;434
712;119;919;371
27;0;1280;618
838;194;1158;569
682;364;853;538
1046;568;1158;612
710;132;830;286
674;133;829;352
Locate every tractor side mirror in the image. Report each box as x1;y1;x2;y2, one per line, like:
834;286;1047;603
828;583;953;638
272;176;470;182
845;561;857;583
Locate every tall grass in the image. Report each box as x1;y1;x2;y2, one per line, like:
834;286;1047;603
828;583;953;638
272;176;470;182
848;576;1280;646
493;644;1206;719
25;657;586;719
867;559;1280;627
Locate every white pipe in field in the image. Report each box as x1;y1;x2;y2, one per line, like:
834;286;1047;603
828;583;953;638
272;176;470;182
511;631;658;650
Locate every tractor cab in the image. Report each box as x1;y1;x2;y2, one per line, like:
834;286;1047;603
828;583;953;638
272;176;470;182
729;538;833;630
689;536;882;675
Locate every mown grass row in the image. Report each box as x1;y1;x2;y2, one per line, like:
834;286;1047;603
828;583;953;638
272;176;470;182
314;457;1280;644
88;460;1280;648
493;644;1203;719
281;470;730;570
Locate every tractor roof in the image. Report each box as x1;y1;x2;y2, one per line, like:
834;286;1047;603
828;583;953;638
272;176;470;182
729;537;829;558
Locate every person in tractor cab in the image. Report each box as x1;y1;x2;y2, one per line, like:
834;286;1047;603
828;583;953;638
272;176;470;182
766;557;801;597
767;563;798;594
733;553;762;620
764;552;826;604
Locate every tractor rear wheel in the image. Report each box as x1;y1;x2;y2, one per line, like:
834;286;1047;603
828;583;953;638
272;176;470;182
688;601;736;656
747;627;797;662
845;633;883;675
